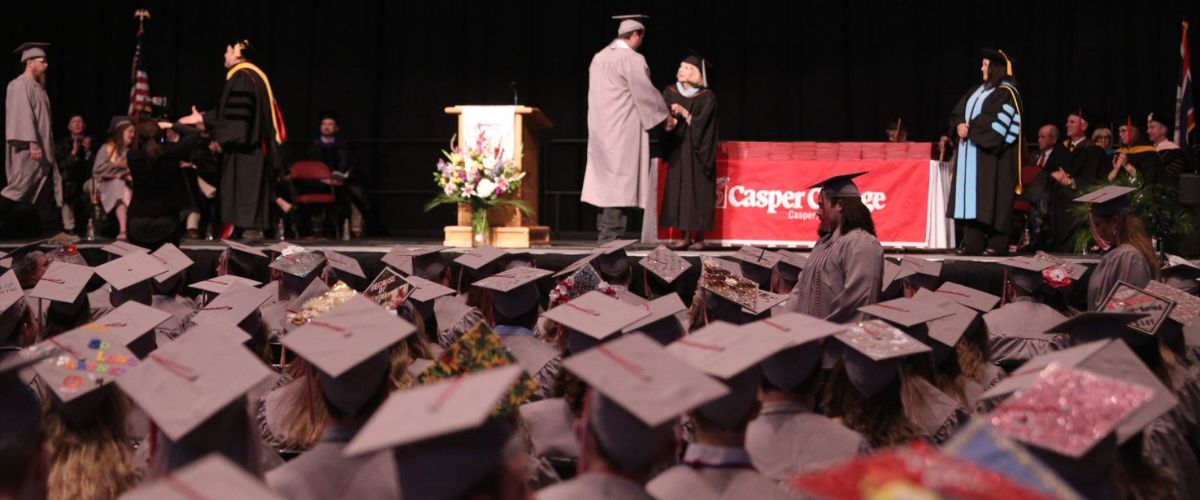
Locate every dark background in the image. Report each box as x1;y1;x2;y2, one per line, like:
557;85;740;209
3;0;1197;237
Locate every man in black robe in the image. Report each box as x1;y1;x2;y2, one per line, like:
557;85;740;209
1046;108;1105;252
947;49;1023;256
197;39;285;240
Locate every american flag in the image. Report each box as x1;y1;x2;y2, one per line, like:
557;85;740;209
127;17;150;115
1176;20;1194;160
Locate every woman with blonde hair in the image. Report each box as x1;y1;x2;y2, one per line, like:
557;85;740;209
92;118;136;241
1081;186;1159;310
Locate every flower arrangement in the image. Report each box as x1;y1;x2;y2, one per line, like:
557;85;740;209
424;131;530;245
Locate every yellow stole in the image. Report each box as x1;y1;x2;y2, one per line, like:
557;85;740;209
226;62;285;144
1116;145;1156;155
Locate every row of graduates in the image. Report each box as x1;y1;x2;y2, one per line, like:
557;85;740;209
1;185;1200;499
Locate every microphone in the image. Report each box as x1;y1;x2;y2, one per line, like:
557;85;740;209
511;81;519;105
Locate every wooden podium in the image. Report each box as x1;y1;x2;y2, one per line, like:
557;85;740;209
443;106;553;248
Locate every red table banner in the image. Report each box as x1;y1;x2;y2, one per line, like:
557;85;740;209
656;158;936;247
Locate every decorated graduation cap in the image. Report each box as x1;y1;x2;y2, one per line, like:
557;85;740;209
1074;185;1136;217
774;250;808;283
29;324;140;418
343;365;520;500
943;419;1083;499
122;453;284;500
746;313;844;391
668;321;792;427
542;290;650;353
0;270;28;344
639;245;691;285
268;249;326;295
83;301;172;359
1046;310;1150;346
613;14;648;35
13;42;49;62
553;253;599;279
564;333;729;472
472;267;552;320
115;328;273;441
151;243;193;283
981;339;1177;447
1145;280;1200;328
682;50;711;88
980;48;1013;76
282;295;415;414
730;246;781;290
1097;281;1176;337
835;320;932;397
997;256;1056;292
95;251;167;307
807;171;866;198
989;364;1154;461
381;245;448;280
621;292;687;345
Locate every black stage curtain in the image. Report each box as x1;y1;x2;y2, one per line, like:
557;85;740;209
3;0;1197;236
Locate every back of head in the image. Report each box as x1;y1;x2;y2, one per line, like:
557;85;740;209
836;197;876;236
0;374;45;497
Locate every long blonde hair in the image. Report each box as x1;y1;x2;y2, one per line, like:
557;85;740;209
1114;215;1161;279
41;392;138;500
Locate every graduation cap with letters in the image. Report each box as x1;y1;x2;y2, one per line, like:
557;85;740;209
835;320;932;397
639;245;691;285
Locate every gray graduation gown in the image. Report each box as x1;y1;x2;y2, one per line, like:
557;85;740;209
266;426;399;500
905;377;969;445
537;472;654;500
432;295;483;348
581;40;669;209
745;400;870;482
789;228;884;323
1086;243;1152;311
4;73;60;205
983;297;1068;367
646;445;793;500
499;332;559;402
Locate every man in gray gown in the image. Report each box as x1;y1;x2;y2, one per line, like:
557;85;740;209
582;15;669;243
789;172;884;323
3;43;62;230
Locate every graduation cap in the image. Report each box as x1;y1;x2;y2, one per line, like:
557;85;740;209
151;243;193;283
220;239;268;279
621;292;687;345
1067;106;1094;125
612;14;648;35
13;42;48;62
564;333;729;470
322;249;365;279
453;246;508;283
682;50;711;87
282;295;415;414
593;239;636;278
121;454;284;500
115;329;273;441
1160;255;1200;293
381;245;448;280
981;339;1177;446
1045;311;1149;346
895;256;942;283
28;261;93;305
997;256;1056;292
1074;186;1136;217
344;366;520;500
100;240;149;258
542;290;650;353
1098;281;1175;336
774;250;808;283
95;252;168;306
29;324;140;415
933;282;1000;312
472;267;552;319
189;282;272;335
1147;111;1171;130
989;364;1154;459
0;270;28;344
730;246;782;289
748;313;844;391
405;275;457;304
858;297;953;329
668;321;792;427
553;253;599;279
82;301;172;359
0;240;47;269
807;171;867;198
187;275;261;295
880;259;902;293
980;48;1013;76
639;245;691;285
1145;280;1200;327
835;320;931;397
268;250;326;295
912;288;980;350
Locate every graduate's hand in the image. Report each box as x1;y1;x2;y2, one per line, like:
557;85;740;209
29;144;43;162
665;115;677;131
956;123;969;139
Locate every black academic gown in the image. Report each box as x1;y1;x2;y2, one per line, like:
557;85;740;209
204;67;281;230
659;85;718;232
946;81;1022;234
1047;138;1106;251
